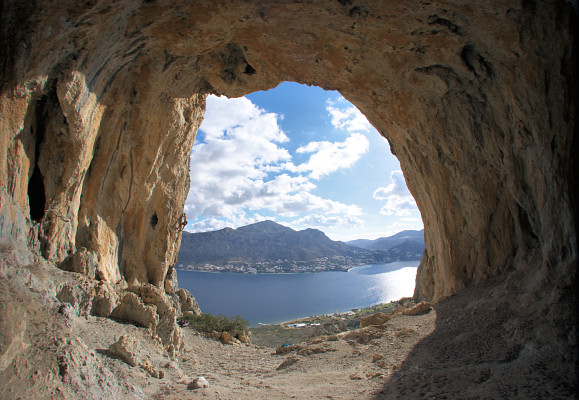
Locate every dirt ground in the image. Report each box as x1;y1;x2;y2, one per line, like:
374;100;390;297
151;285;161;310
153;309;436;400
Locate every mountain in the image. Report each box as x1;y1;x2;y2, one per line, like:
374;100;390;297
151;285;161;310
178;220;371;266
346;230;424;252
176;221;421;273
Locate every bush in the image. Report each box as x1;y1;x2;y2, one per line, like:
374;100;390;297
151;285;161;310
183;313;249;335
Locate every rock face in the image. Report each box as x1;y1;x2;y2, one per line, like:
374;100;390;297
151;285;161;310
0;0;577;396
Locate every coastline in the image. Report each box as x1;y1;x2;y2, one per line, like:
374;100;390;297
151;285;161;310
176;259;421;275
177;262;419;327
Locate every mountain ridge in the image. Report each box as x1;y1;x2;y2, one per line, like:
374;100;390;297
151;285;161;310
177;221;423;273
346;229;424;251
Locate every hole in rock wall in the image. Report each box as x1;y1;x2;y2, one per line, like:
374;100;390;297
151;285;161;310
27;93;50;223
28;164;46;222
176;82;424;327
150;212;159;228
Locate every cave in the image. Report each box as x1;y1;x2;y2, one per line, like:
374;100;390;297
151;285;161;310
0;0;577;398
27;164;46;222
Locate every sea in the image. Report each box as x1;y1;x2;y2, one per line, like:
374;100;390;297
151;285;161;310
177;261;419;326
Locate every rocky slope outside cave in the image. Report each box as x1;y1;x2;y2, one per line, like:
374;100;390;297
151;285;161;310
176;221;424;273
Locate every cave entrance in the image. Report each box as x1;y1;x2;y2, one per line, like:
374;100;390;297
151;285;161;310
176;82;424;327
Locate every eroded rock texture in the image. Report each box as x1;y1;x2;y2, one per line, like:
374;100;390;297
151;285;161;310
0;0;577;396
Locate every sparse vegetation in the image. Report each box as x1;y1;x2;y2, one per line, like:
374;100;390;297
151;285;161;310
183;313;249;335
251;297;416;347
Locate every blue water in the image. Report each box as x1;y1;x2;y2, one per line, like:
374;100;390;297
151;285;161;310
177;261;419;326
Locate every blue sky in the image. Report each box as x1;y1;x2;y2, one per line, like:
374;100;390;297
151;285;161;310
184;82;423;241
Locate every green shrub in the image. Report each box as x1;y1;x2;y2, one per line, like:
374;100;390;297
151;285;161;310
182;313;249;335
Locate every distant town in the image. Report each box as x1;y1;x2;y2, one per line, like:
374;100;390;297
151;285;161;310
177;253;421;274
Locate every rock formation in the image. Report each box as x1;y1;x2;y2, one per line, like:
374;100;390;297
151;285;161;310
0;0;577;397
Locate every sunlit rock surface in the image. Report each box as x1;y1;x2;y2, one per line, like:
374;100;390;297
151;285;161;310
0;0;576;398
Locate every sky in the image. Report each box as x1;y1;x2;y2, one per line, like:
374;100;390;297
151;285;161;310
183;82;423;242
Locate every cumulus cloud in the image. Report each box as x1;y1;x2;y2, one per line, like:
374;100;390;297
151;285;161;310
326;98;372;132
185;95;363;229
373;171;419;216
292;214;364;229
294;133;369;179
187;213;269;233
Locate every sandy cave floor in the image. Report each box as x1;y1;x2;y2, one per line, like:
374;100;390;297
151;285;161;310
150;311;437;400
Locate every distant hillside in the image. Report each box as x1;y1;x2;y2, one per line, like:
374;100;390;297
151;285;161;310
347;230;424;252
176;221;422;273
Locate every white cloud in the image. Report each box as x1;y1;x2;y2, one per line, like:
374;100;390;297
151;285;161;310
292;214;364;229
373;171;409;199
373;171;419;216
295;133;369;179
185;95;363;228
187;213;270;233
326;98;372;132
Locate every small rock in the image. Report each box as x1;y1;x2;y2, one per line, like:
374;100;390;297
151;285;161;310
210;330;221;340
140;360;163;379
188;376;210;389
164;361;179;370
167;344;175;358
372;353;384;362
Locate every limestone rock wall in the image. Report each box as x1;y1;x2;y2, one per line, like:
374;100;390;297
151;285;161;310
0;0;576;310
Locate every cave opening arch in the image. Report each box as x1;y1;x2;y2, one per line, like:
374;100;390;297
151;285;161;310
1;0;575;326
177;83;425;323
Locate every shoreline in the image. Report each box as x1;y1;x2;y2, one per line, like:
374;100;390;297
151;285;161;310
176;259;421;276
255;297;412;328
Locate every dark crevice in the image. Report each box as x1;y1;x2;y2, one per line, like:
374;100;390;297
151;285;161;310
244;63;256;75
28;164;46;221
428;15;463;35
150;212;158;228
27;88;51;222
461;43;494;78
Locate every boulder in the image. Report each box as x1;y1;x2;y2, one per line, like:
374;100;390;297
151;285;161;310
360;312;393;328
110;292;158;333
58;303;76;328
220;331;240;345
178;288;202;316
60;248;97;279
108;335;141;367
402;302;432;316
237;331;251;345
91;281;119;317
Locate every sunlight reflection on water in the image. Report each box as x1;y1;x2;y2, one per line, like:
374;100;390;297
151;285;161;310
369;267;419;304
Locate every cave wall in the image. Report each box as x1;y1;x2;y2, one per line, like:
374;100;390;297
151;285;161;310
0;0;576;304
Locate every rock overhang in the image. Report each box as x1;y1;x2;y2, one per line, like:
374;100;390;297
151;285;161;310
0;0;576;305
